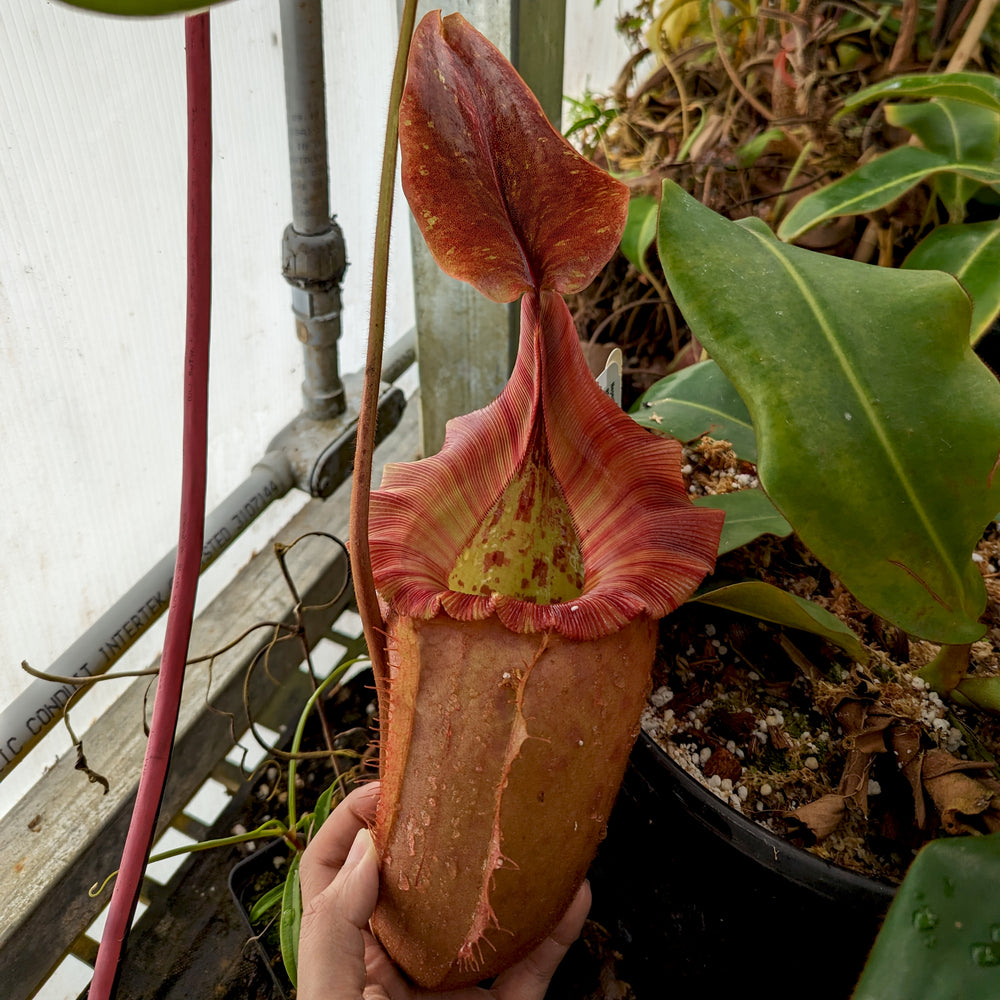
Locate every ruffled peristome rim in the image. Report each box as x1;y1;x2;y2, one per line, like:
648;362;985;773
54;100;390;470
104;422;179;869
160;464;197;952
369;291;725;641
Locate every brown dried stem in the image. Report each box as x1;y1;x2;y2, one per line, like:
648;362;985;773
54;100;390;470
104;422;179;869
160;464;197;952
349;0;418;708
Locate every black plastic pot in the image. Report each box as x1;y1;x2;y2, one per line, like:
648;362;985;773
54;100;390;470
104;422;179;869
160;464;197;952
229;837;294;1000
581;731;897;999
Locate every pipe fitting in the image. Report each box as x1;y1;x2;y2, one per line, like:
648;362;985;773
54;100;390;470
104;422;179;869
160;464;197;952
283;219;348;419
265;370;406;499
282;219;347;294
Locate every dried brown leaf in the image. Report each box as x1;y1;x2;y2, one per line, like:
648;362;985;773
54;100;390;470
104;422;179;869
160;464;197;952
790;793;848;841
924;768;1000;835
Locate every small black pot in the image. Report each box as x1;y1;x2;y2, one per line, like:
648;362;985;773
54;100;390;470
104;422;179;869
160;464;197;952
229;838;295;1000
583;732;897;999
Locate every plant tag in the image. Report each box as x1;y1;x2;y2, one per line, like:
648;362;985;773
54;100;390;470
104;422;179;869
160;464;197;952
596;348;623;408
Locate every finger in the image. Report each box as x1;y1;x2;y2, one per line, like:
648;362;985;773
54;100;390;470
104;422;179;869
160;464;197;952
366;888;593;1000
490;881;592;1000
298;828;380;1000
365;933;487;1000
300;780;380;906
364;932;419;1000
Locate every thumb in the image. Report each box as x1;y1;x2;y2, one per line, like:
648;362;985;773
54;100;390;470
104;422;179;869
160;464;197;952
329;828;379;927
297;829;379;1000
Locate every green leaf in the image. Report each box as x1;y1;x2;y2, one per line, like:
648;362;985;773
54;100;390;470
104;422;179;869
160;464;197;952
692;580;866;660
658;180;1000;643
886;99;999;219
58;0;229;13
621;195;659;273
778;147;1000;241
955;675;1000;712
693;490;792;555
903;220;1000;344
737;128;785;168
853;833;1000;999
248;883;285;924
631;360;757;462
280;853;302;989
886;100;999;163
312;779;340;833
844;72;1000;116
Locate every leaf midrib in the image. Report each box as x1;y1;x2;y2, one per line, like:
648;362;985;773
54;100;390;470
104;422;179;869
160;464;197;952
956;223;1000;282
747;229;964;600
645;396;754;432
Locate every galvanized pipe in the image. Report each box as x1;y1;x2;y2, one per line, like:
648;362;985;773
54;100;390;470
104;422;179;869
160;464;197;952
279;0;347;419
279;0;330;236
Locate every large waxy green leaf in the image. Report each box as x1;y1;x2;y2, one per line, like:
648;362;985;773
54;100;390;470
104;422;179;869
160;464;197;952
843;72;1000;116
631;360;757;461
886;100;1000;163
777;146;1000;241
693;490;791;555
903;220;1000;344
854;833;1000;999
692;580;866;660
658;180;1000;643
58;0;226;13
885;99;999;219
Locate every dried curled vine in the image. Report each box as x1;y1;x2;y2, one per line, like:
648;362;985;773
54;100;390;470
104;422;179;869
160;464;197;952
21;530;357;794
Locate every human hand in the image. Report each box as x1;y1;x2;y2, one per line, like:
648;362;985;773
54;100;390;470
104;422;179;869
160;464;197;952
297;781;591;1000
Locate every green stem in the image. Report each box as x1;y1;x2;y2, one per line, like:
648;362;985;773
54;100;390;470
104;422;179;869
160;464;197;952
89;820;290;898
917;642;972;695
286;656;367;832
773;140;814;224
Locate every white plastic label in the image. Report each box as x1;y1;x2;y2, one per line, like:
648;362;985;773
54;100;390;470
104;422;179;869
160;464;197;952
595;348;623;409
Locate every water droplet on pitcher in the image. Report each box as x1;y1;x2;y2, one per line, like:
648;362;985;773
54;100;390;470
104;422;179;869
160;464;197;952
397;871;410;891
913;907;939;932
971;943;1000;968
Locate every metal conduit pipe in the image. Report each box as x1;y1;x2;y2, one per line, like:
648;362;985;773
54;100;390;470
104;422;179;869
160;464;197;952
279;0;329;236
0;330;414;783
279;0;347;421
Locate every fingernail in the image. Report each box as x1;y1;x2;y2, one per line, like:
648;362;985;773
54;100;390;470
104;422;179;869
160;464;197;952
342;828;373;874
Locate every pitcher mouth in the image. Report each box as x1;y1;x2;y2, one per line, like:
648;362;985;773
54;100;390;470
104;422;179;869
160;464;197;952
369;291;724;641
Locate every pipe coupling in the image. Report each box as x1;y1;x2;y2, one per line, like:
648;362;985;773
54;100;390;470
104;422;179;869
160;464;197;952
282;219;348;293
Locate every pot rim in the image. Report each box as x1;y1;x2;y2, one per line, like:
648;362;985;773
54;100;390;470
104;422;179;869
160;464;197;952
633;729;898;909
